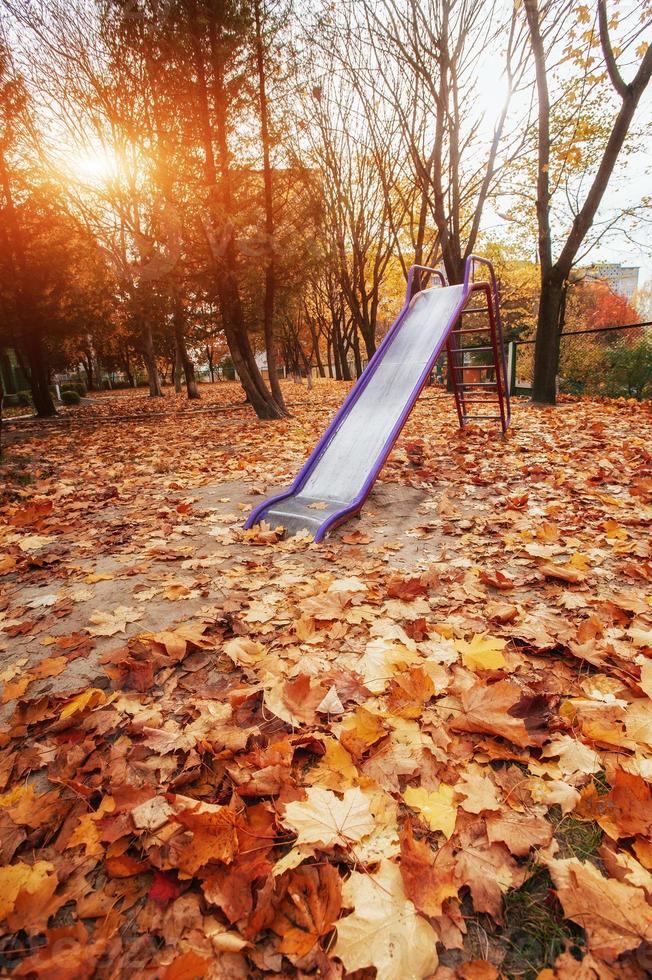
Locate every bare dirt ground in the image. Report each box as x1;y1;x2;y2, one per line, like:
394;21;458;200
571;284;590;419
1;380;651;979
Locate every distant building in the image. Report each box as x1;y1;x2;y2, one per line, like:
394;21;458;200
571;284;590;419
582;263;639;302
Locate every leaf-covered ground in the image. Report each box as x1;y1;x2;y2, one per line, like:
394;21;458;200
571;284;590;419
1;381;651;979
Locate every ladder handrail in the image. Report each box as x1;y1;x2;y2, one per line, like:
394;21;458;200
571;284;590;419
462;255;511;429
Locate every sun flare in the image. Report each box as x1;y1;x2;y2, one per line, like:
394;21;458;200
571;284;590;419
72;146;119;184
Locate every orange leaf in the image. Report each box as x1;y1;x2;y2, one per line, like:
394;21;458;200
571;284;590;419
272;863;342;956
399;820;459;916
339;706;387;759
163;950;212;980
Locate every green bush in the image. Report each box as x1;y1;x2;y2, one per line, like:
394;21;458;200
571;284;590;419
220;355;236;380
558;344;608;396
61;389;81;405
603;340;652;400
61;381;87;396
2;393;19;407
16;390;32;407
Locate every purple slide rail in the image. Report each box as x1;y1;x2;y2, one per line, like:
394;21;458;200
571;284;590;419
245;254;507;541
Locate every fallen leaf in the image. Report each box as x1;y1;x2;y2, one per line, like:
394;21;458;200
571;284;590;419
403;784;457;838
272;863;342;955
546;855;652;961
455;633;508;671
333;860;438;979
283;787;374;848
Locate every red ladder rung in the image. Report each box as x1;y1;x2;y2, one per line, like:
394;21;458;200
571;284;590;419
463;415;503;421
452;365;496;371
460;382;498;388
449;345;494;353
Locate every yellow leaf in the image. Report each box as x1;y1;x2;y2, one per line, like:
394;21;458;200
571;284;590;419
312;737;359;788
59;688;106;721
0;861;57;924
603;520;628;541
569;552;591;570
85;572;115;584
403;784;457;838
333;861;438;980
455;633;507;671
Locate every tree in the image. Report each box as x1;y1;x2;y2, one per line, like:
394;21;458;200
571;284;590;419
181;0;286;419
524;0;652;404
343;0;530;285
0;45;57;416
253;0;287;414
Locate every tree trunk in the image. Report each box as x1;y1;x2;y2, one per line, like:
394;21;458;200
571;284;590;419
352;325;363;378
82;353;94;391
142;321;163;397
361;325;376;362
326;335;334;378
254;0;287;416
173;347;183;393
205;346;215;382
24;332;56;417
0;373;4;458
173;294;200;399
531;271;565;404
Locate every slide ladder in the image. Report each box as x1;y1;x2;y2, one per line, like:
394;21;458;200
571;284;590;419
245;254;510;541
447;256;510;432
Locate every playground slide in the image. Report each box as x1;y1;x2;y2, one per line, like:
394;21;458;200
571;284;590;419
245;268;468;541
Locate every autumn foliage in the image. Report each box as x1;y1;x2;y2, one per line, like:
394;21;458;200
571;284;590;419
0;382;650;977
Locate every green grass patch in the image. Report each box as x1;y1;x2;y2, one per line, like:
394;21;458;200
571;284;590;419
554;814;603;862
500;866;585;979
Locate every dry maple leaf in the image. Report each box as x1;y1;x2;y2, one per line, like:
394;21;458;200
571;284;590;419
280;673;327;726
403;784;458;838
162;949;213;979
546;855;652;960
387;667;434;718
456;839;525;919
399;820;459;916
310;737;359;790
386;575;428;600
485;809;553;856
539;562;586;585
59;688;107;722
0;860;64;933
172;806;238;874
450;679;549;748
480;569;515;590
282;787;374;848
271;863;342;956
540;734;602;776
9;921;107;978
243;520;285;544
333;860;438;980
587;768;652;839
455;633;508;671
339;705;387;759
223;636;267;667
88;605;142;637
456;766;502;814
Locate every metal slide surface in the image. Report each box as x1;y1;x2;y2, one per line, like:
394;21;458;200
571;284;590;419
245;282;465;540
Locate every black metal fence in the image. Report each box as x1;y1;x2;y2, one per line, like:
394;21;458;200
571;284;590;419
510;322;652;400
